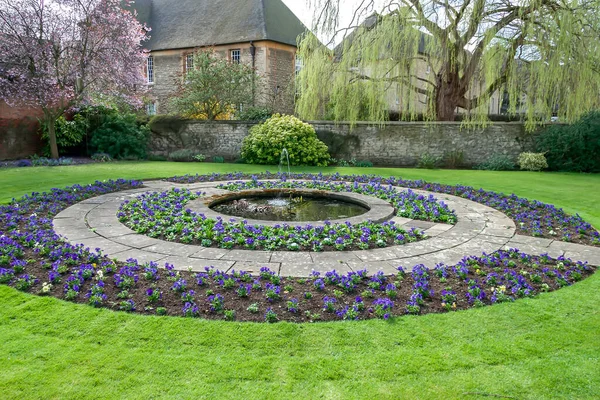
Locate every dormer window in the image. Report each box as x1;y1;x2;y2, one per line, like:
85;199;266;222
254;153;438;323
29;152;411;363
231;49;241;64
147;56;154;84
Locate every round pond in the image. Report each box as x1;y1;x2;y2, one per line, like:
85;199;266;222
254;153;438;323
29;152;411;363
211;193;369;222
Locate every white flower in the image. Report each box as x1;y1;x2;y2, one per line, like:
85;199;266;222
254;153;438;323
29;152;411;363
41;282;53;293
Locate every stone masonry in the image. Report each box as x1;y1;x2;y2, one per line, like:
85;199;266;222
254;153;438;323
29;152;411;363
147;120;540;167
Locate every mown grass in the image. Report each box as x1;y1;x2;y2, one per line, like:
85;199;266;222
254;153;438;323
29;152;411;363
0;162;599;399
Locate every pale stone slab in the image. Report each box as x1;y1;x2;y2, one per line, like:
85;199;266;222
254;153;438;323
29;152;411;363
345;260;397;275
58;228;99;241
391;217;413;225
111;234;163;249
279;261;352;277
229;261;281;274
76;237;132;256
480;227;515;238
564;250;600;265
352;248;398;262
189;247;231;260
110;249;168;264
222;250;272;263
92;225;136;238
503;242;564;258
142;241;199;257
507;235;554;247
270;251;313;264
310;252;361;263
161;256;235;272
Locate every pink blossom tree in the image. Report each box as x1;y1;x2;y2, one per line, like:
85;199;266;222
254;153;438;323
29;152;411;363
0;0;149;159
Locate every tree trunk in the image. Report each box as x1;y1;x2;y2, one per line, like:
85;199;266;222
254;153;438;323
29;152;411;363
434;71;464;121
45;114;60;159
435;94;458;121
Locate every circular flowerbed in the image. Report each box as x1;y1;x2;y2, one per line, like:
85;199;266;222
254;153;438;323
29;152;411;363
0;174;597;323
168;172;600;246
117;188;426;251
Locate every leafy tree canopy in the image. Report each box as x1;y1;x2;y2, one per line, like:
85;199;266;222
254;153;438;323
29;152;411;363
297;0;600;128
168;50;258;121
0;0;148;158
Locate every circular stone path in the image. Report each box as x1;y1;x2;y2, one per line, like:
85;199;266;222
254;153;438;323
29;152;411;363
53;179;600;276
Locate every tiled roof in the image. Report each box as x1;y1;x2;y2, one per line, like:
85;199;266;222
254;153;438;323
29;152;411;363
130;0;307;51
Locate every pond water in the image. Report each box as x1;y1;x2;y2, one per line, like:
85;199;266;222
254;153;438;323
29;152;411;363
211;196;369;222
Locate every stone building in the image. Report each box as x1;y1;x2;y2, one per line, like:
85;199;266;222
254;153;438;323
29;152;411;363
131;0;306;115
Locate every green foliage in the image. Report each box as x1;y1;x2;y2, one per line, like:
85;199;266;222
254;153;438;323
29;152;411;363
40;114;88;156
30;157;74;167
91;153;112;162
168;51;257;120
212;156;225;163
536;112;600;172
443;150;465;169
29;154;74;166
517;152;548;171
167;150;205;162
147;154;168;162
476;155;516;171
90;114;149;160
332;158;373;167
323;82;388;122
241;114;330;166
236;106;273;121
417;153;441;169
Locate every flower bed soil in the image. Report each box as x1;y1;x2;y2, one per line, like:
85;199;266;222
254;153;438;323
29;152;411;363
5;249;596;322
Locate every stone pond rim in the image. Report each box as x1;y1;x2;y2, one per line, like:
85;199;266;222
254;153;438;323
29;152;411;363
186;188;397;227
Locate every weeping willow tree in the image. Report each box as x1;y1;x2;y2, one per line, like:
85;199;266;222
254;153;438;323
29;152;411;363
296;0;600;127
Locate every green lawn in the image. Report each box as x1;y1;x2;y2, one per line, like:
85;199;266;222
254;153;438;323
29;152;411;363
1;162;599;399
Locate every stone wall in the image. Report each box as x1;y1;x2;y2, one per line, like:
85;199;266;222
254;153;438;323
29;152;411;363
148;119;253;161
148;120;539;167
0;101;43;160
313;121;537;166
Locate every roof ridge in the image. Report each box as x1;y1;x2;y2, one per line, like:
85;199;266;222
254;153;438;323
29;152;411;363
260;0;268;40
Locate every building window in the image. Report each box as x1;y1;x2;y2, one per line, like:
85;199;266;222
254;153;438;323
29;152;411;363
426;64;431;74
231;49;241;64
146;102;156;115
186;54;194;73
147;56;154;84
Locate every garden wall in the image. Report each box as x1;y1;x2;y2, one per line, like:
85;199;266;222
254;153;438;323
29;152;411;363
0;101;43;160
148;120;540;167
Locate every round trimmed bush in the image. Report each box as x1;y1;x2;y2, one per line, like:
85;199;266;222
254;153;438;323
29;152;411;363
517;152;548;171
241;114;330;166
